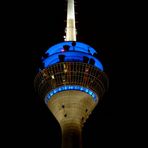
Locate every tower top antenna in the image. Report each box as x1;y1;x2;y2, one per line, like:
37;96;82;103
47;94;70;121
65;0;76;41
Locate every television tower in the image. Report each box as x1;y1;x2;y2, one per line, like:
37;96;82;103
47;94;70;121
34;0;109;148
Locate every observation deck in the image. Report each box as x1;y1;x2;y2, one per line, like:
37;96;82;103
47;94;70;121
35;41;108;104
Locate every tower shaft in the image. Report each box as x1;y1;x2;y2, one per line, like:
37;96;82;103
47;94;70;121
46;90;97;148
66;0;76;41
61;123;82;148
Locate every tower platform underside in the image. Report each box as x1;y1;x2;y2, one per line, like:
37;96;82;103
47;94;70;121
47;90;97;127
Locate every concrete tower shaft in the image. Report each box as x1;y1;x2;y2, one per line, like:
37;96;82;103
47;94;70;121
48;91;96;148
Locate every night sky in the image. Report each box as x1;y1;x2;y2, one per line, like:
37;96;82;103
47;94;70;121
4;0;143;148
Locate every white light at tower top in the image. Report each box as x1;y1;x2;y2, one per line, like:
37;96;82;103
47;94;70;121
65;0;76;41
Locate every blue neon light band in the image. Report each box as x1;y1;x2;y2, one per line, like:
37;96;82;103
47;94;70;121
45;85;97;104
45;42;97;56
43;51;104;71
41;41;104;71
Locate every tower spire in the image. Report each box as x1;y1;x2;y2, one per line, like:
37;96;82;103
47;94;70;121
65;0;76;41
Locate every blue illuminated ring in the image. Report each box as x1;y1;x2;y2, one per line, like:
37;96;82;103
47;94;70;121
45;85;97;104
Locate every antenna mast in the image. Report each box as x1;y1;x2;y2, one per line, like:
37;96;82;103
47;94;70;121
65;0;76;41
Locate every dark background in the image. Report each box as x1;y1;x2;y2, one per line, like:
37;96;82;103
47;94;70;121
2;0;143;148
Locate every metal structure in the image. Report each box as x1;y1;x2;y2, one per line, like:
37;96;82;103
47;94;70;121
34;0;109;148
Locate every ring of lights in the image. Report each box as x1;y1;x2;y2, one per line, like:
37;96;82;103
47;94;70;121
45;85;97;105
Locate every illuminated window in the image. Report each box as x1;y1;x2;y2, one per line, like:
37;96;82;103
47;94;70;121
51;75;55;79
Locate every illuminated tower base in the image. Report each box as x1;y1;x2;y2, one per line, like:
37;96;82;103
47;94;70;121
48;91;96;148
